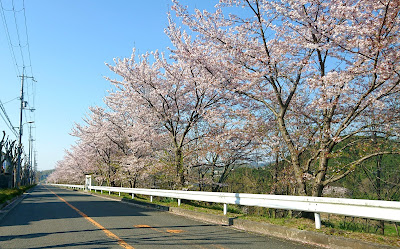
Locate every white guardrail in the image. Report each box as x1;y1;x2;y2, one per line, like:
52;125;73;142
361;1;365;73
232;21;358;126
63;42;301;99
49;177;400;229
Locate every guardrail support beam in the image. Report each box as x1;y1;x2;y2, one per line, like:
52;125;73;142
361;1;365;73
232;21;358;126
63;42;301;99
150;196;153;202
132;193;134;199
178;199;181;206
314;213;321;229
223;204;227;215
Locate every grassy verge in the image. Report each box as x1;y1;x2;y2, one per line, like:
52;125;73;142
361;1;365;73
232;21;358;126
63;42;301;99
0;185;36;206
239;214;400;247
88;189;400;247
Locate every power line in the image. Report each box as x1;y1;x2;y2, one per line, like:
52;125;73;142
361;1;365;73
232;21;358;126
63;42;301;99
22;0;33;76
11;0;26;69
0;100;18;137
3;96;18;104
0;0;34;77
0;0;20;75
0;0;37;185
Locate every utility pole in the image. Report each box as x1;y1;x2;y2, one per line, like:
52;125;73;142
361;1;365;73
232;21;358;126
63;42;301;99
33;150;37;184
16;69;35;187
16;71;25;187
28;124;33;185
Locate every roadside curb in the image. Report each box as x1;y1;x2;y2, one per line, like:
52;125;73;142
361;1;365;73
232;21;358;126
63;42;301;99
85;190;397;249
0;186;36;222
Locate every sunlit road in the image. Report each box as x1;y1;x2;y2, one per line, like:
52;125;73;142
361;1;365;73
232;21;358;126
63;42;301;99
0;185;319;248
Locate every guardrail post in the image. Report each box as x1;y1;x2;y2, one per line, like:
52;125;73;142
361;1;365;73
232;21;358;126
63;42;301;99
178;199;181;206
109;191;111;195
132;193;134;199
314;213;321;229
101;190;103;194
150;196;153;202
119;192;121;197
223;204;227;215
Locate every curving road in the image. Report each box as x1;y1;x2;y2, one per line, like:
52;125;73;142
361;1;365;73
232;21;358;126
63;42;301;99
0;185;320;249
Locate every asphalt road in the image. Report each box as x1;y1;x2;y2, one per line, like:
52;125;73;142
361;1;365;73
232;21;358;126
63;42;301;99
0;185;320;249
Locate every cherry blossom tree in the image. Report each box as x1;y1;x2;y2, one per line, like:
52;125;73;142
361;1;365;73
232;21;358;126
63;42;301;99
105;50;227;188
105;110;161;188
49;96;163;187
71;106;139;186
189;113;257;191
47;145;89;184
168;0;400;196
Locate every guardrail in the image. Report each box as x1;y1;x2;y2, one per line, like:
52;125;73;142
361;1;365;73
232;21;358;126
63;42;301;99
49;180;400;229
50;183;85;190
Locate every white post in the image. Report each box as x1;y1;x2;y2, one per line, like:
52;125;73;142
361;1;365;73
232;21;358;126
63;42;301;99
109;191;111;195
85;175;92;191
223;204;227;215
150;196;153;202
178;199;181;206
101;190;103;194
314;213;321;229
132;193;134;199
119;192;121;197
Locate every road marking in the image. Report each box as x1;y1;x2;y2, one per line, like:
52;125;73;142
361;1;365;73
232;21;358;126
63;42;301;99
134;224;184;234
166;229;184;233
134;224;152;228
134;224;165;233
45;186;134;249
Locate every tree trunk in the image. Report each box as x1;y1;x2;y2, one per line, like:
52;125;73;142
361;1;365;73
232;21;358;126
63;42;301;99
270;152;279;194
376;153;385;235
276;116;307;196
373;133;385;235
312;154;328;197
175;148;185;188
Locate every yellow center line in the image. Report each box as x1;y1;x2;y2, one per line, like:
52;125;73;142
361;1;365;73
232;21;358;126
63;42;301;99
45;186;134;249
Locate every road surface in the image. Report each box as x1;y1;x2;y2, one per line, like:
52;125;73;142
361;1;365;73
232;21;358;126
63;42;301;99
0;185;319;248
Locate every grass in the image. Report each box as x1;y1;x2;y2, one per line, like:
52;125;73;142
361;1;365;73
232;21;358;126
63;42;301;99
0;185;35;206
88;189;400;247
239;214;400;247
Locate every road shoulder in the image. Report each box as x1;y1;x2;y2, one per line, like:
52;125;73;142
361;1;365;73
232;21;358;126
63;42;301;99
0;185;36;222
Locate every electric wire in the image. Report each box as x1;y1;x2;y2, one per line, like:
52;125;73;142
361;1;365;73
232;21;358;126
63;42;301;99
0;0;34;76
0;0;37;178
0;100;18;137
22;0;33;76
3;96;18;104
11;0;25;70
0;0;20;75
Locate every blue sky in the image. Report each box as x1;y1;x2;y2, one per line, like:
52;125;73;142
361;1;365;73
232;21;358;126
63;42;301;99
0;0;216;171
